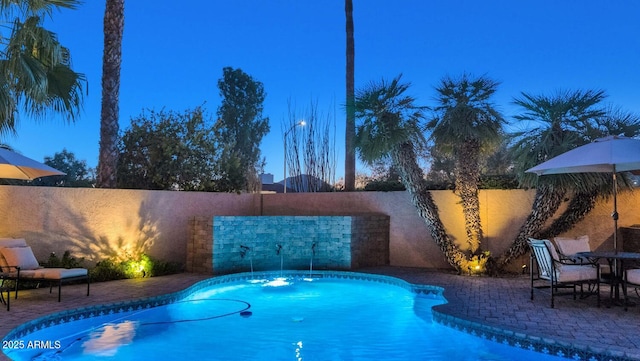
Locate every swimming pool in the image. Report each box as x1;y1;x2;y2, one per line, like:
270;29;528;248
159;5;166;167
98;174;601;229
4;271;570;360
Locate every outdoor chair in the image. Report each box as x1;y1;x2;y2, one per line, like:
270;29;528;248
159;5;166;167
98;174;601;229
528;238;600;308
624;268;640;311
0;238;89;302
554;235;612;277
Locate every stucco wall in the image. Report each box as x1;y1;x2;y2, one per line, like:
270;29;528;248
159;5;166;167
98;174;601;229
0;185;638;272
260;191;541;269
0;186;259;263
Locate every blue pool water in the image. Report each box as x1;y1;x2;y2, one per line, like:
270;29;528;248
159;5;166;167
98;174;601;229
5;273;569;361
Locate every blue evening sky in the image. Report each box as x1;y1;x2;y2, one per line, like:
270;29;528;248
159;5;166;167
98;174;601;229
5;1;640;181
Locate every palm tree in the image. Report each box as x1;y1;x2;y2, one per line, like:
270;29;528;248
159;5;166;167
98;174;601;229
536;107;640;239
499;89;608;267
97;0;125;188
344;0;356;191
0;0;85;135
354;75;468;270
428;74;505;254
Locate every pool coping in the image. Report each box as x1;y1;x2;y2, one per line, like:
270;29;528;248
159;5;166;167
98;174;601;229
3;270;634;361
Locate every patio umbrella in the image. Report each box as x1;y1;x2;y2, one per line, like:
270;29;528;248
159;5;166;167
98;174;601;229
0;147;65;180
526;135;640;253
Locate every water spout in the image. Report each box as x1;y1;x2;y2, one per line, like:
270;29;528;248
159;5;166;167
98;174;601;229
310;242;316;277
240;245;253;278
240;245;250;259
276;244;284;276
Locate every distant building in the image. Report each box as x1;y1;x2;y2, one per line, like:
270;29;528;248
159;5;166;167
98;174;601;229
260;173;274;185
259;173;332;193
259;173;286;193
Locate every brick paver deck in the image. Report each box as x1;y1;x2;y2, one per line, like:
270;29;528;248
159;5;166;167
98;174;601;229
1;267;638;360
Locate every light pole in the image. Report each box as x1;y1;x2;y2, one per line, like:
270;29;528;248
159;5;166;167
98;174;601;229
283;120;306;193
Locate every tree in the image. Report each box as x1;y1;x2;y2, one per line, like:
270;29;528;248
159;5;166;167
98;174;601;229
117;107;217;191
354;75;469;271
97;0;124;188
425;146;456;187
214;67;269;193
500;89;608;267
535;107;640;239
0;0;85;135
428;74;505;254
344;0;356;191
284;100;336;192
32;149;95;187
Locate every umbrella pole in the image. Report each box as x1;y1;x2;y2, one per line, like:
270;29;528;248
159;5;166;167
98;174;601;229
612;170;622;302
612;170;619;254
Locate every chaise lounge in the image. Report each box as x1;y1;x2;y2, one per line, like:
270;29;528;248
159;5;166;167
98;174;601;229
0;238;89;302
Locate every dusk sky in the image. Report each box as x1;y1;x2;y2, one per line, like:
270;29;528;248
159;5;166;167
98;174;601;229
6;1;640;181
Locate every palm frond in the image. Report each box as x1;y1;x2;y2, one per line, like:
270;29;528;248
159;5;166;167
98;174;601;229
354;74;427;165
429;73;505;155
0;5;85;129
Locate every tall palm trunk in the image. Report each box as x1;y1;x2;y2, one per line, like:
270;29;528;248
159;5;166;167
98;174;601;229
391;142;467;270
498;184;565;267
97;0;124;188
344;0;355;191
456;139;483;253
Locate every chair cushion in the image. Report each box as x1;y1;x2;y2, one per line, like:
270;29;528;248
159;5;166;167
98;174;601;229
542;239;561;261
626;269;640;285
19;268;87;280
555;264;598;283
554;235;590;256
0;246;40;270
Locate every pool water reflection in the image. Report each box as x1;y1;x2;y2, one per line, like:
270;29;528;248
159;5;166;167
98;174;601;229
5;273;569;361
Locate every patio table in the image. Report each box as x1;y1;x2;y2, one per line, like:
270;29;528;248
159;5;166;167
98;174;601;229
576;251;640;307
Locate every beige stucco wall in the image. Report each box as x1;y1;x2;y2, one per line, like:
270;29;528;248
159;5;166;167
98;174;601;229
0;186;260;264
0;185;638;272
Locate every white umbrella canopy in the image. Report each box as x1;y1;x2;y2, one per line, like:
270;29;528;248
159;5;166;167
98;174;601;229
526;135;640;253
0;147;65;180
527;135;640;175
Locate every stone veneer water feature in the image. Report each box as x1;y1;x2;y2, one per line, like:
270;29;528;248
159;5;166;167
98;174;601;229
187;215;390;274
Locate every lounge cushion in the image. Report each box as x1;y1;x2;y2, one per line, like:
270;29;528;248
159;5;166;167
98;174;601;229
0;246;40;270
0;252;8;272
19;268;87;279
0;238;30;271
0;238;28;248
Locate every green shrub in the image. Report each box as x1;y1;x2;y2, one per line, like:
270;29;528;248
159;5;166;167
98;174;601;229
363;180;405;191
90;258;127;282
479;175;519;189
89;253;184;282
363;175;519;191
36;251;183;283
